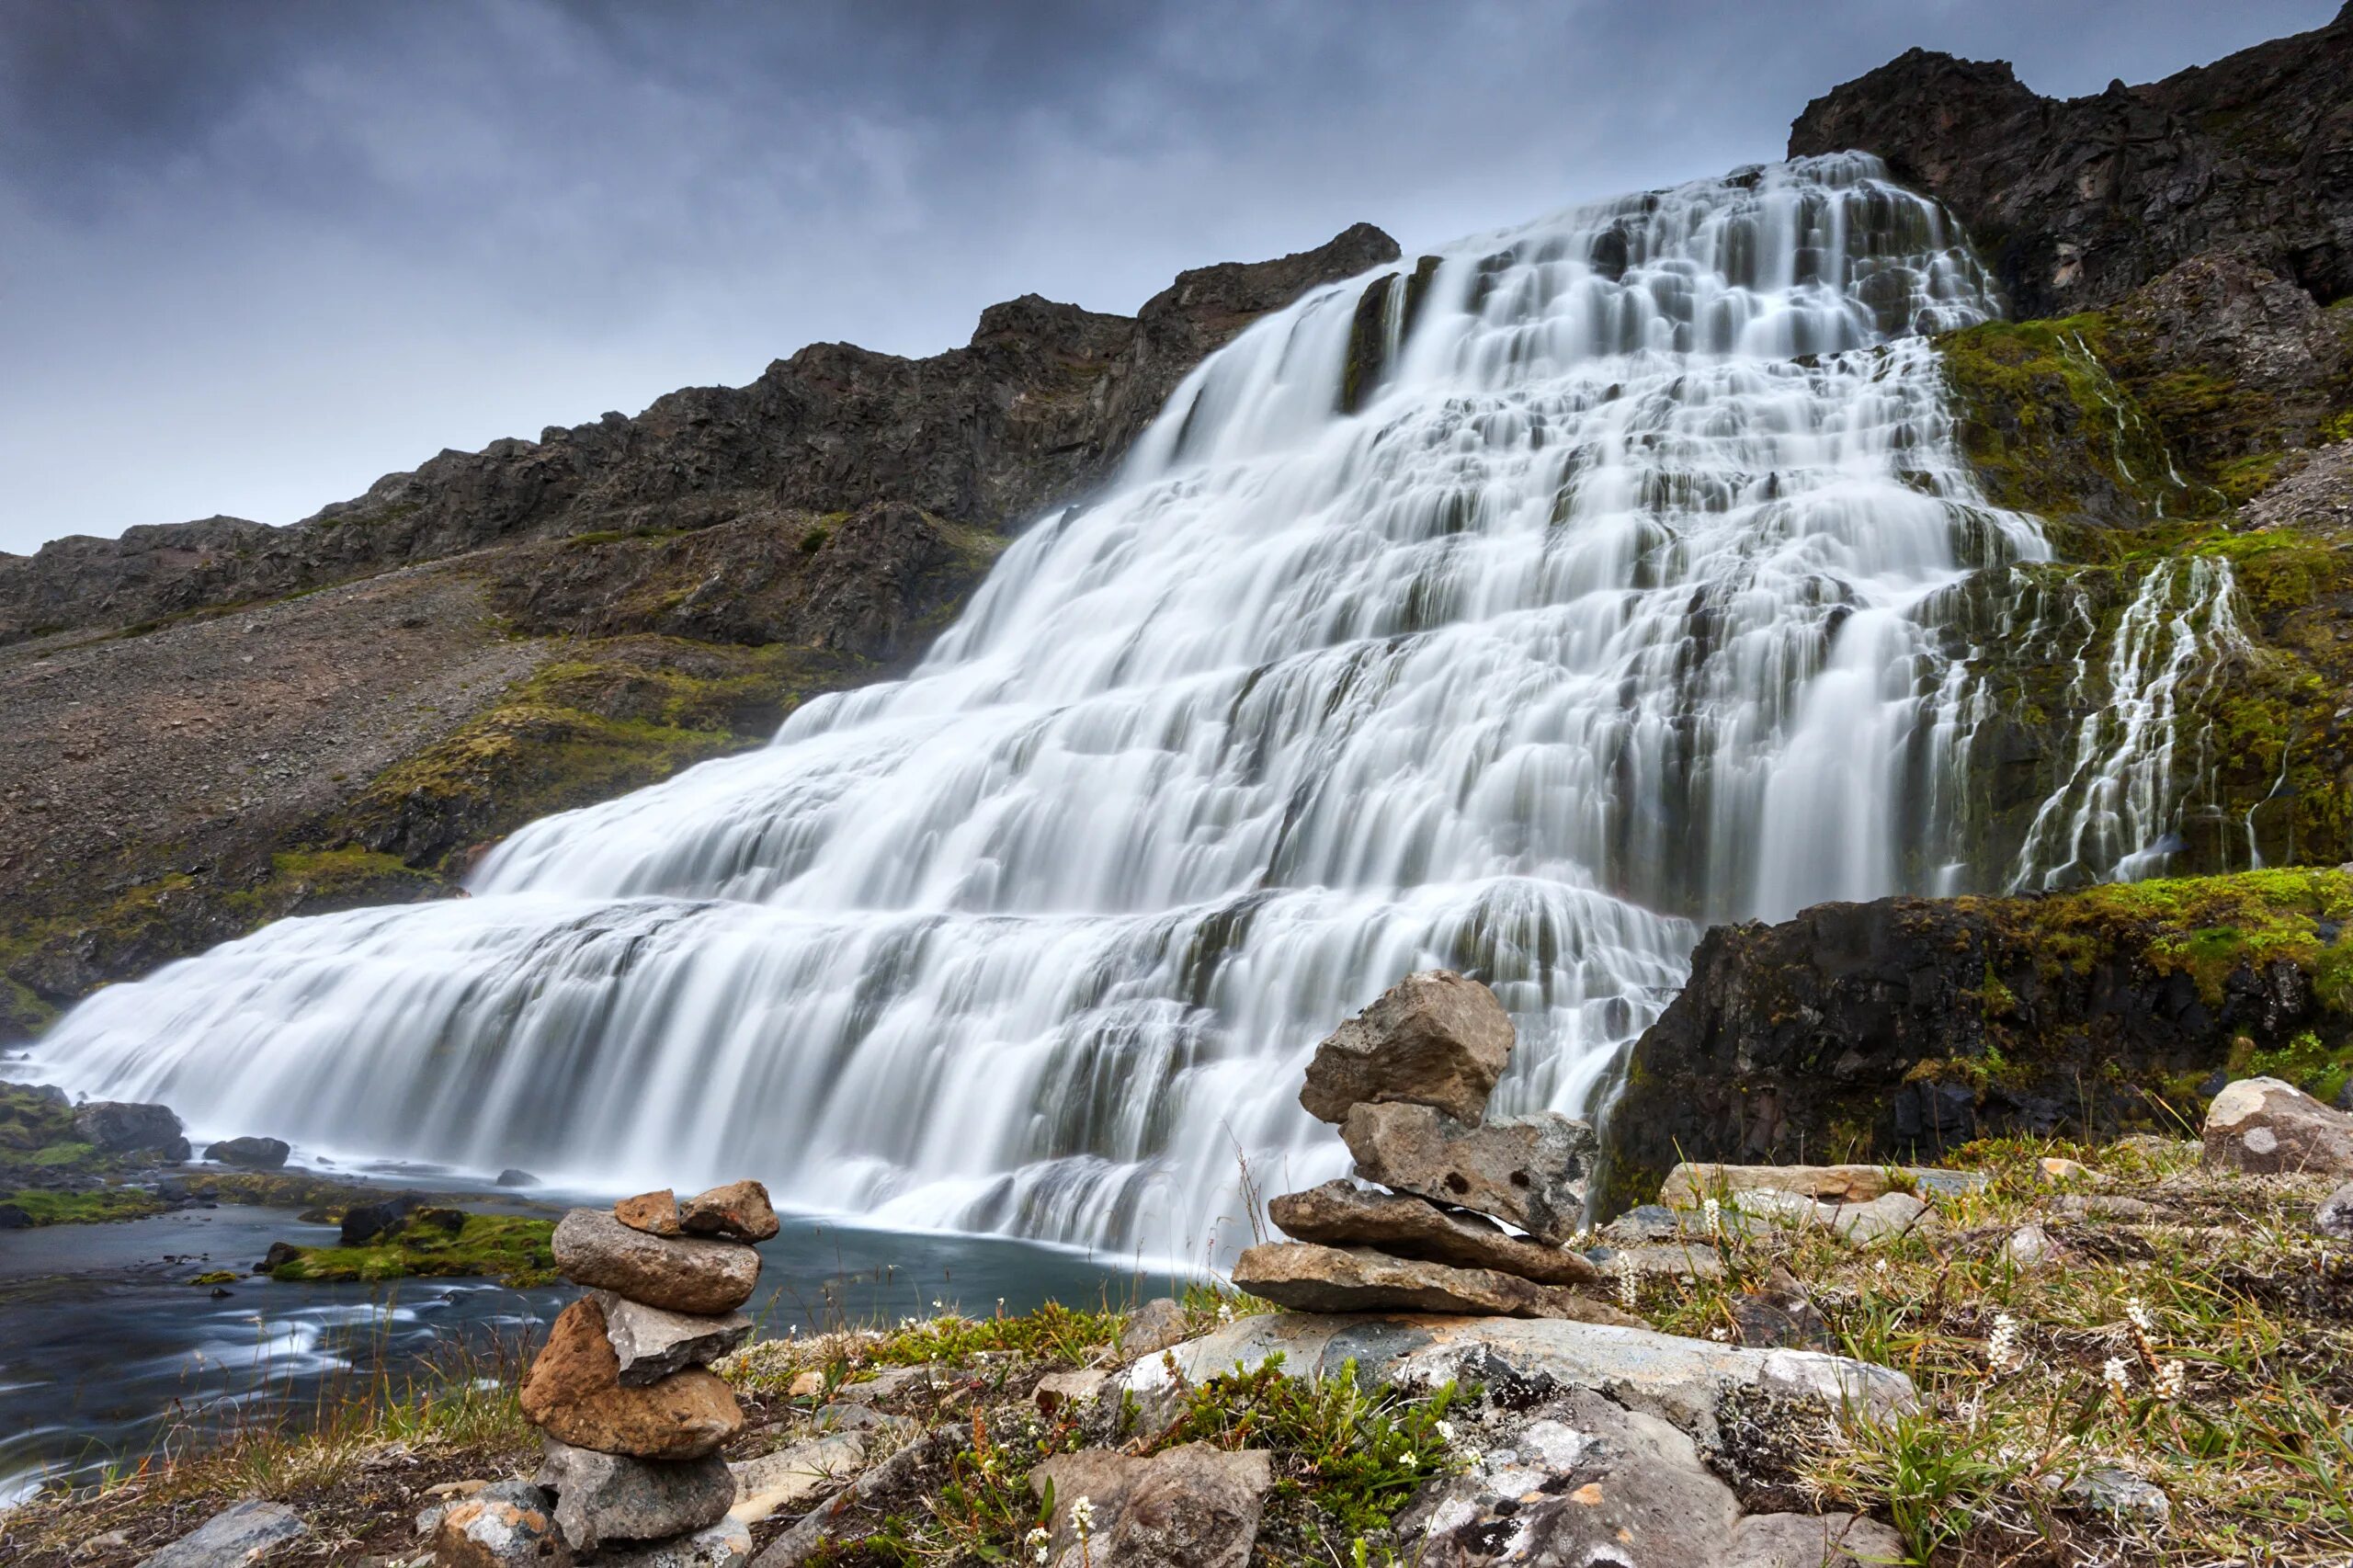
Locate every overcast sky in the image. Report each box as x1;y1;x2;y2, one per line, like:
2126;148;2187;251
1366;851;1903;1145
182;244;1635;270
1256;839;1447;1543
0;0;2337;555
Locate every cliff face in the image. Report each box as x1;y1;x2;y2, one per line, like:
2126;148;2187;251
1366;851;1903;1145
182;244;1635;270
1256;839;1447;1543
0;223;1400;648
1790;5;2353;318
0;223;1397;1036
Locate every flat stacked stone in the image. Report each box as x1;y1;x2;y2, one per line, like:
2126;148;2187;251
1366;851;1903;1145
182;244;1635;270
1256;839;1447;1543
1237;971;1631;1323
457;1179;778;1567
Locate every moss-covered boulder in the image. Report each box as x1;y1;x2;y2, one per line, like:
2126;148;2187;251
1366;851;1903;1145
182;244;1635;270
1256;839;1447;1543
265;1210;557;1287
1592;869;2353;1217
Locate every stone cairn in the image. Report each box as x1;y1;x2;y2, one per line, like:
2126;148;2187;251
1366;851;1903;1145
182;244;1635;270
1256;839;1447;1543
432;1180;777;1566
1233;970;1635;1323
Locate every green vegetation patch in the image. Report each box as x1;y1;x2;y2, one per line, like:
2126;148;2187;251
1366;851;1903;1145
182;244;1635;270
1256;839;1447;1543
0;1186;167;1225
267;1210;557;1288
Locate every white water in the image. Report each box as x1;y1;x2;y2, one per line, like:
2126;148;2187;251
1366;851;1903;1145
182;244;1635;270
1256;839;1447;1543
39;155;2089;1263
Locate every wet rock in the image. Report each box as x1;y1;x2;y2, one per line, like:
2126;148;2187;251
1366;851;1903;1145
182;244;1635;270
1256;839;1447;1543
1269;1179;1602;1285
1030;1442;1274;1568
1299;970;1512;1126
73;1100;188;1160
552;1208;761;1314
203;1135;290;1169
591;1290;754;1386
134;1500;307;1567
534;1436;733;1552
519;1298;745;1460
589;1518;751;1567
1120;1297;1190;1358
341;1191;428;1245
727;1431;870;1525
1233;1242;1637;1324
259;1240;302;1271
1410;1392;1737;1566
2203;1076;2353;1176
2316;1182;2353;1241
1721;1511;1907;1567
498;1168;540;1187
1341;1103;1592;1244
616;1190;682;1237
0;1203;29;1230
428;1480;568;1566
1128;1313;1918;1443
677;1180;780;1244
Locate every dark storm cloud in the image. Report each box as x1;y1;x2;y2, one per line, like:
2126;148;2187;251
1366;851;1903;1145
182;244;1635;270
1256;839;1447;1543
0;0;2339;552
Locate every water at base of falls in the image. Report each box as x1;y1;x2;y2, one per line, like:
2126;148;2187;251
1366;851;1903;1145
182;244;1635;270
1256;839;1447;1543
34;153;2068;1266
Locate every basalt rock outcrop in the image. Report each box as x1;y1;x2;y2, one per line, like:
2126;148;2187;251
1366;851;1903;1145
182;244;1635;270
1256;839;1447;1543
1790;5;2353;317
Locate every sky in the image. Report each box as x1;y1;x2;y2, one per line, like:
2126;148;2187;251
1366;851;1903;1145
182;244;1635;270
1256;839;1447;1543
1;0;2339;556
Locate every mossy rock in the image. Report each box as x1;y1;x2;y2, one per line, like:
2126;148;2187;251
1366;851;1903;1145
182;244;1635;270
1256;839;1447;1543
0;1186;168;1226
267;1211;558;1287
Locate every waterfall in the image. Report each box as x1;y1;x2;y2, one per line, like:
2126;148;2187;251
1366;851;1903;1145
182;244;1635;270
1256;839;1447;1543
34;154;2071;1263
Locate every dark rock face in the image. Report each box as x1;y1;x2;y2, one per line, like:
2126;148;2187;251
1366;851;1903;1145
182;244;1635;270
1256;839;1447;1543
203;1135;290;1169
339;1191;427;1245
71;1100;186;1160
1592;873;2353;1215
1789;7;2353;318
0;225;1397;649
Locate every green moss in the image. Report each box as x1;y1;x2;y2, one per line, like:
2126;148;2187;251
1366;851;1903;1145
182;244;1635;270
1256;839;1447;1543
267;1211;557;1287
0;1187;167;1225
188;1269;241;1286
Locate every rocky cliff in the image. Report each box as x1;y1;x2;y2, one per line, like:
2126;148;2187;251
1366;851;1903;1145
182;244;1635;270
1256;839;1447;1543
1790;3;2353;318
0;224;1397;1036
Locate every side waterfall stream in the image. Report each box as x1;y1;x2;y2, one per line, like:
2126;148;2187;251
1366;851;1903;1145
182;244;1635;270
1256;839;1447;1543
28;154;2229;1267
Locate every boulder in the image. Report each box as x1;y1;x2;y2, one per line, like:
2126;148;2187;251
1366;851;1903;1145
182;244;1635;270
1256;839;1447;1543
340;1191;427;1245
427;1480;569;1567
203;1135;290;1169
1720;1511;1908;1567
0;1203;29;1230
2202;1076;2353;1175
727;1431;870;1525
678;1179;782;1243
590;1518;752;1567
520;1297;745;1460
1340;1104;1591;1244
1233;1243;1636;1324
1299;970;1512;1126
1827;1191;1931;1247
552;1208;761;1314
133;1500;306;1567
1029;1442;1274;1568
73;1100;188;1160
1125;1313;1918;1443
1120;1297;1190;1358
1406;1393;1736;1568
534;1436;733;1551
2316;1182;2353;1242
593;1290;755;1385
616;1189;682;1236
1268;1179;1601;1285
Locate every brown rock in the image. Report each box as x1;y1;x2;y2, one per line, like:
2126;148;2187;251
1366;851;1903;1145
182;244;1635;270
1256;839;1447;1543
1232;1242;1638;1324
1119;1297;1191;1359
1299;970;1512;1126
431;1480;571;1566
678;1179;781;1243
2203;1076;2353;1176
1030;1443;1274;1568
1268;1180;1600;1286
615;1190;681;1237
1340;1103;1591;1244
552;1208;760;1314
520;1299;745;1460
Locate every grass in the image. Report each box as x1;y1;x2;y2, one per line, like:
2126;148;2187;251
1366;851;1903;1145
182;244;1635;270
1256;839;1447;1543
266;1210;557;1288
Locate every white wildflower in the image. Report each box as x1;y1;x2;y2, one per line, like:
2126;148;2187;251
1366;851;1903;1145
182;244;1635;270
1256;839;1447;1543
1615;1253;1638;1310
1435;1420;1456;1444
2124;1297;2154;1334
1025;1526;1052;1564
1070;1495;1097;1536
1216;1302;1234;1324
1872;1258;1890;1278
1985;1312;2024;1374
2102;1356;2131;1396
1399;1450;1418;1470
1702;1196;1723;1237
2154;1359;2188;1401
1708;1326;1732;1343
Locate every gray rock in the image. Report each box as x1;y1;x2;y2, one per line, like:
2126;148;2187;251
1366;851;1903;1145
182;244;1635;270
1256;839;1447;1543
1269;1179;1602;1286
1827;1191;1930;1246
1233;1243;1635;1324
134;1500;306;1567
2337;1079;2353;1114
1407;1392;1736;1567
728;1432;870;1525
590;1290;754;1386
1029;1442;1274;1568
552;1208;761;1314
1728;1268;1832;1352
2203;1077;2353;1176
496;1167;540;1187
74;1100;188;1160
1720;1511;1908;1567
340;1191;428;1245
203;1135;290;1169
1033;1368;1114;1414
1660;1162;1984;1208
2317;1181;2353;1241
535;1436;733;1552
590;1518;752;1567
1120;1296;1191;1358
1124;1312;1917;1444
1299;969;1512;1126
2048;1467;2173;1527
751;1431;965;1567
1341;1103;1592;1244
2001;1223;2056;1267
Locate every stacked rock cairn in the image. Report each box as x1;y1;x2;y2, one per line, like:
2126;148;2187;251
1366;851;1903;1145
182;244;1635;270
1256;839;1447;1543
437;1180;777;1565
1233;970;1636;1323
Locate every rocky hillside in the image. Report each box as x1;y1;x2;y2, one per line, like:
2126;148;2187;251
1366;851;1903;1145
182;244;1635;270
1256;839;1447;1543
0;224;1397;1038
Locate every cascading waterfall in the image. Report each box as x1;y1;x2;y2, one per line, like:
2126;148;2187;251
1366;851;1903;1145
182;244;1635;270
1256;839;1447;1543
35;153;2161;1263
